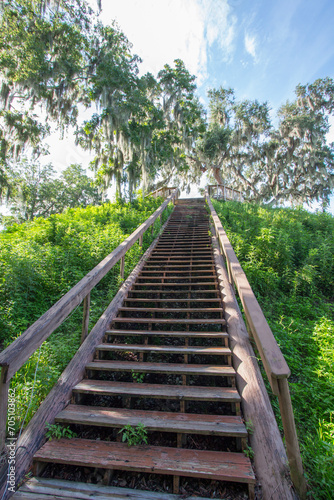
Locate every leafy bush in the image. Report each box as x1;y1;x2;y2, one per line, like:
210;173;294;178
0;197;173;433
213;200;334;499
119;423;148;446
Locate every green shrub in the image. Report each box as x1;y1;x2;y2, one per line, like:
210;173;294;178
0;197;173;433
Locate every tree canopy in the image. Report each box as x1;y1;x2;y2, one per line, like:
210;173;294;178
0;0;333;212
194;80;334;207
2;161;101;224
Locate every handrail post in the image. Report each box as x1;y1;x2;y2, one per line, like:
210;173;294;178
0;367;9;452
277;378;307;499
120;256;125;279
80;292;91;344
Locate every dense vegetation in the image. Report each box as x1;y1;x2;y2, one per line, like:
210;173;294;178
0;195;172;432
213;199;334;500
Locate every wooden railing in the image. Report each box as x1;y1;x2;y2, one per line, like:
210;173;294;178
0;189;179;452
207;184;243;202
145;186;178;199
205;190;307;499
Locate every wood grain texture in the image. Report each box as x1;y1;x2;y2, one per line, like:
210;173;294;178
56;405;247;436
210;228;297;499
34;439;255;484
73;380;240;402
206;194;290;387
105;329;228;338
86;360;234;376
14;477;211;500
95;344;230;355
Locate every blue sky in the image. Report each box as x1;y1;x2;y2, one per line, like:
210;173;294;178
97;0;334;111
46;0;334;207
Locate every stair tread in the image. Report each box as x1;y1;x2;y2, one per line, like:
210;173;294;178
105;329;228;337
34;439;255;484
73;380;241;401
13;477;212;500
86;360;234;375
96;344;230;355
124;298;222;303
133;283;218;287
118;306;224;313
113;318;225;324
56;405;247;436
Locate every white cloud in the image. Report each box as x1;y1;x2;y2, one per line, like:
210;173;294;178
92;0;237;83
244;33;257;61
202;0;237;62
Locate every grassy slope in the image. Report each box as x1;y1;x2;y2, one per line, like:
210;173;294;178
0;197;172;433
212;200;334;500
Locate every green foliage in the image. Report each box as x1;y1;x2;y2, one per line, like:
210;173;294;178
131;371;145;383
245;420;254;435
243;445;254;460
1;196;172;433
45;423;77;440
119;423;148;447
213;200;334;499
3;161;102;224
198;80;334;206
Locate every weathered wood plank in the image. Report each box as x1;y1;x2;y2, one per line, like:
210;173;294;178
132;282;218;287
105;329;227;338
33;439;255;484
86;360;234;376
0;192;177;382
0;367;9;451
123;298;222;303
210;228;296;499
14;477;211;499
206;194;290;384
118;307;223;313
56;405;247;437
96;344;230;355
80;293;90;345
112;318;224;325
73;380;240;402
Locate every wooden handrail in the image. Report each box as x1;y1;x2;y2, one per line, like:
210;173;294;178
0;190;178;383
145;187;178;199
206;190;307;499
206;193;289;391
207;184;243;202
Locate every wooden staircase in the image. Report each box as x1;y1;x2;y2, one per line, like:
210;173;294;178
12;199;256;499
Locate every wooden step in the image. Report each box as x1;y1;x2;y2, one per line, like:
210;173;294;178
112;317;225;325
105;329;228;338
56;405;248;437
139;269;216;277
146;255;214;266
136;277;217;282
132;282;218;288
123;298;222;303
86;360;235;376
118;307;223;313
128;290;220;295
73;380;241;402
12;477;212;500
144;264;214;268
96;344;230;356
33;439;255;485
